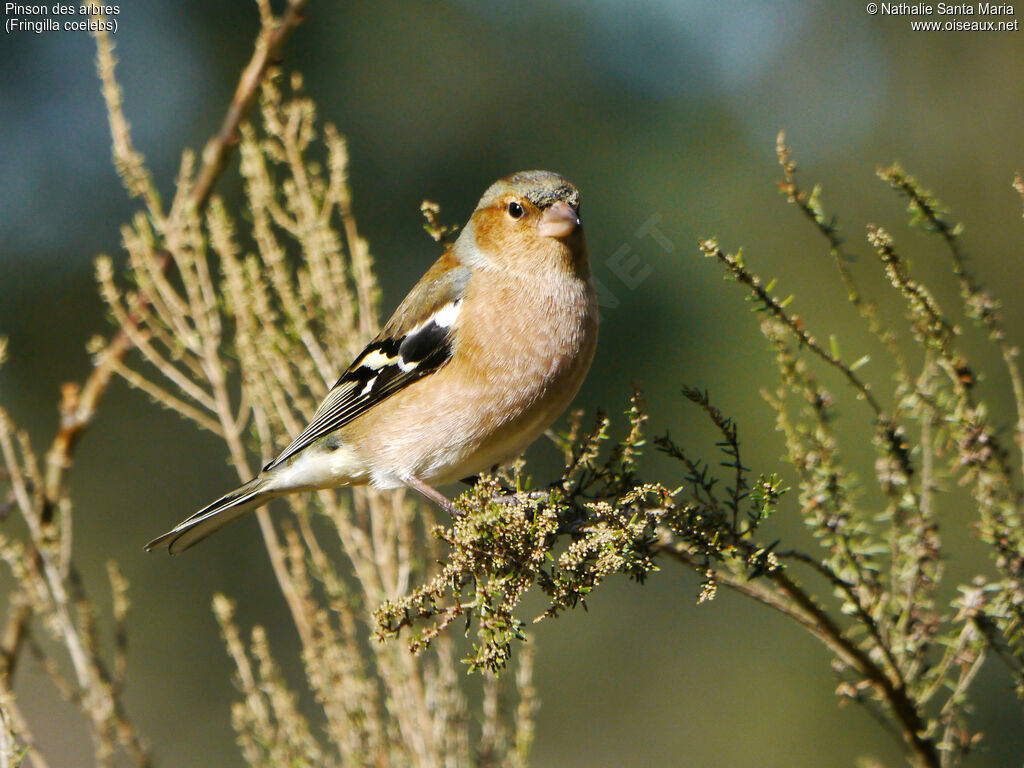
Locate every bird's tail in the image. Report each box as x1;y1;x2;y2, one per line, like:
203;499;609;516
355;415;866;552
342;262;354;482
146;477;281;554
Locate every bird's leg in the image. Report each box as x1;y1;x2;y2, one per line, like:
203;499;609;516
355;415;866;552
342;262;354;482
402;475;463;517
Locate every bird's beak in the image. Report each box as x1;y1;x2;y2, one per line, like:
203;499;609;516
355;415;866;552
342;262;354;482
537;201;580;238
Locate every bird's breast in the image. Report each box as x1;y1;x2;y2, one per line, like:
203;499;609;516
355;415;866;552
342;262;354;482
345;269;598;487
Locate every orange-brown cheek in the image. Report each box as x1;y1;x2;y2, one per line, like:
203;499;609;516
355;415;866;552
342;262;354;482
472;208;545;266
472;209;505;254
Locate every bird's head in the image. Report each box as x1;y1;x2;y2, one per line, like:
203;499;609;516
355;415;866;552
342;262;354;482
455;170;587;273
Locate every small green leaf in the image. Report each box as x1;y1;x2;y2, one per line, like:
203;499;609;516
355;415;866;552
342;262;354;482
850;355;870;371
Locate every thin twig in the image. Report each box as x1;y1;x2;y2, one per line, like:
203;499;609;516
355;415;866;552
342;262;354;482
883;164;1024;490
0;0;310;706
699;239;886;418
659;541;941;768
775;132;908;378
776;549;903;688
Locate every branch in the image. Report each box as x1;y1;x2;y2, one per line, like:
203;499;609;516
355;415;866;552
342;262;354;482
191;0;309;209
658;540;941;768
698;239;887;419
1;0;309;686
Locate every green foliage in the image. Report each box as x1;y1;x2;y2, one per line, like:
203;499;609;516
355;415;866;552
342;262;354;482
374;388;789;669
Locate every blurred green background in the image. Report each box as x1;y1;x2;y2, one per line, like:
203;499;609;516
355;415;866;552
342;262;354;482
3;1;1024;765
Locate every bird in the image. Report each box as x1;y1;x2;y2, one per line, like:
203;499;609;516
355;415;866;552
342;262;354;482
146;170;599;554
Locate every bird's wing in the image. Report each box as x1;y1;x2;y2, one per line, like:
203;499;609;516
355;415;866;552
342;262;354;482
266;254;471;469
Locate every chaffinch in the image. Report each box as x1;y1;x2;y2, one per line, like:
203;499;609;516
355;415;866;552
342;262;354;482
147;170;598;553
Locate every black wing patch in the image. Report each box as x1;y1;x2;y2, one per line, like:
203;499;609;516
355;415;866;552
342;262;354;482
266;300;461;469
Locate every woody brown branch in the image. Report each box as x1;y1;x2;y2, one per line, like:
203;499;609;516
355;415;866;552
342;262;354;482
658;541;941;768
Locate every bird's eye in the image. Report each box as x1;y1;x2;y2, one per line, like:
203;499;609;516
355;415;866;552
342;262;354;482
507;201;525;219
